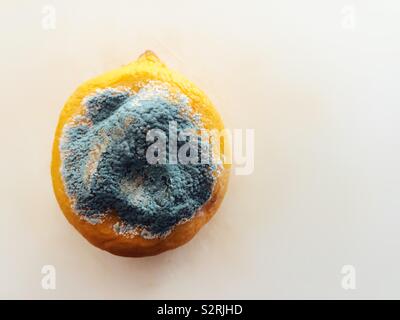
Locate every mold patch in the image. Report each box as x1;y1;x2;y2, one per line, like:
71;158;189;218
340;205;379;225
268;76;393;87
60;82;216;237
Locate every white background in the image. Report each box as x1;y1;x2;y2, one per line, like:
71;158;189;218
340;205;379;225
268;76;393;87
1;0;400;299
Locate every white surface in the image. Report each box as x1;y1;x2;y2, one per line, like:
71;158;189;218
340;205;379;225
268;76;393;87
1;0;400;299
